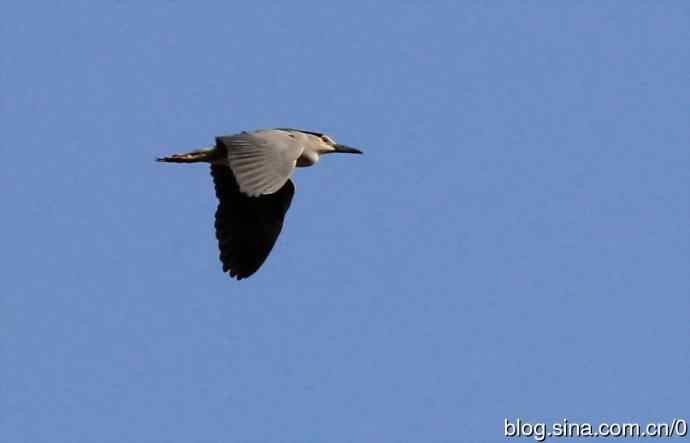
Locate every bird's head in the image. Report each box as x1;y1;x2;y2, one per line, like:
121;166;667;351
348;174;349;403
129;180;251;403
280;129;363;166
300;131;363;156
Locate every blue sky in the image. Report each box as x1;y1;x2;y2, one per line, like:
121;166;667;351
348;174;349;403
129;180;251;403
3;2;689;442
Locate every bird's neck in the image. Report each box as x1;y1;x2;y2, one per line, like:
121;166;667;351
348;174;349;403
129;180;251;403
296;150;319;167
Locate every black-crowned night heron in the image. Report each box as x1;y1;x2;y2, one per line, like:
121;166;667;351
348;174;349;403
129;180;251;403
157;128;363;280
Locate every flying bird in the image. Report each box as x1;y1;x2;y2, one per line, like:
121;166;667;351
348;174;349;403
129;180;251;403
157;128;363;280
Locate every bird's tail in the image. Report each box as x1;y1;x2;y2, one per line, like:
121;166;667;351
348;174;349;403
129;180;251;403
156;147;217;163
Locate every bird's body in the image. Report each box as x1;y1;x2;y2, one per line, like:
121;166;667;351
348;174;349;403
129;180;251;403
158;128;362;280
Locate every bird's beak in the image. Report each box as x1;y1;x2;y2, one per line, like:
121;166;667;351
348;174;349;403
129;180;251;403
333;144;363;154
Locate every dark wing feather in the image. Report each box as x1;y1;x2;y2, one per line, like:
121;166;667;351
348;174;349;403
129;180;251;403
210;164;295;280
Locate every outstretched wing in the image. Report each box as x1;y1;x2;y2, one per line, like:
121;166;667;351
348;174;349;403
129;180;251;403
210;164;295;280
216;131;303;197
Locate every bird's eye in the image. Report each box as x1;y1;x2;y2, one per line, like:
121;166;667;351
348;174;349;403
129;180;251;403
322;136;333;144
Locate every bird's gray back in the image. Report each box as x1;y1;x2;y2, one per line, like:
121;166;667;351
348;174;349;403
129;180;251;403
215;130;303;197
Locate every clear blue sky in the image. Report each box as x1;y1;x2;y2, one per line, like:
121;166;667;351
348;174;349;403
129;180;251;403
3;2;688;442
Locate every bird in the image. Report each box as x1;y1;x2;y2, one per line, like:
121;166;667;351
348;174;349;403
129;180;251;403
157;128;363;280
